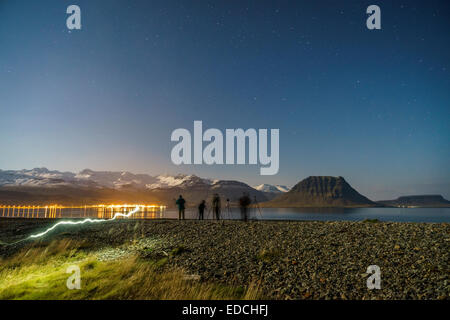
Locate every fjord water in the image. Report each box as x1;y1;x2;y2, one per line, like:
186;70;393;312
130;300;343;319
164;207;450;223
3;207;449;223
257;207;450;223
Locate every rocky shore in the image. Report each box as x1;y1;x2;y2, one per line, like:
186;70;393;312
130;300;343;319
0;218;448;299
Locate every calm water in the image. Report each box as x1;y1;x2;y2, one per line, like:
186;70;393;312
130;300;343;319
2;206;449;223
165;207;450;223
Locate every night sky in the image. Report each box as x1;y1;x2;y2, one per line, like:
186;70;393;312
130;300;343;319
0;0;449;200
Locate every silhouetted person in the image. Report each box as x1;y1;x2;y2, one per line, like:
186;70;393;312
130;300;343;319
212;193;221;220
239;192;251;222
198;200;206;220
225;198;231;218
176;195;186;220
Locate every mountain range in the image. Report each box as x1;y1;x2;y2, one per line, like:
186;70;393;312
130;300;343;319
253;184;290;193
0;168;283;206
0;168;210;190
0;169;448;208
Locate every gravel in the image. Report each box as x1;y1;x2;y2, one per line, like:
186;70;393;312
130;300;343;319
0;218;448;300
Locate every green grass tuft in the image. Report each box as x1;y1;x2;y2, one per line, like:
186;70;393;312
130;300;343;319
0;239;262;300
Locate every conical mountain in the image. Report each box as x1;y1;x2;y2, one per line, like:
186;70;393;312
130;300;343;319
266;176;376;207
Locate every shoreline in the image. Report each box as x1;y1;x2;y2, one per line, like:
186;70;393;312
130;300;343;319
0;219;448;300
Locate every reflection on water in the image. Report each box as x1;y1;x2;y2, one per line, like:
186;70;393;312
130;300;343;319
0;205;449;223
156;207;450;223
258;207;450;223
0;205;165;219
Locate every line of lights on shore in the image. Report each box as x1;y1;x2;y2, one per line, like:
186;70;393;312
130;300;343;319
0;204;166;219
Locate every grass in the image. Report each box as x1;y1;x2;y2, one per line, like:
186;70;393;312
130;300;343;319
0;239;262;300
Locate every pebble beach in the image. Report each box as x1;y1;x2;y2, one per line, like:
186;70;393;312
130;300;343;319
0;218;448;300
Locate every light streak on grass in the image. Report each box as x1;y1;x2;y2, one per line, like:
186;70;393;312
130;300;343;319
28;206;141;239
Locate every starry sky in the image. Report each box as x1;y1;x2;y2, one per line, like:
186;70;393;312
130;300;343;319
0;0;449;200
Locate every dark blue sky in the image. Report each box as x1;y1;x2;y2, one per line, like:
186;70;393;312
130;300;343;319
0;0;449;200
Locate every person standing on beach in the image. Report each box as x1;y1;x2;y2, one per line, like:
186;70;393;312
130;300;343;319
225;198;231;219
198;200;206;220
212;193;221;220
176;195;186;220
239;192;251;222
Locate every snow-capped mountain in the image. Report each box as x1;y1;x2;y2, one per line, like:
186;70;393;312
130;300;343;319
75;169;157;189
0;168;200;189
0;168;229;191
146;174;213;189
0;168;81;187
254;184;290;193
0;168;272;205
